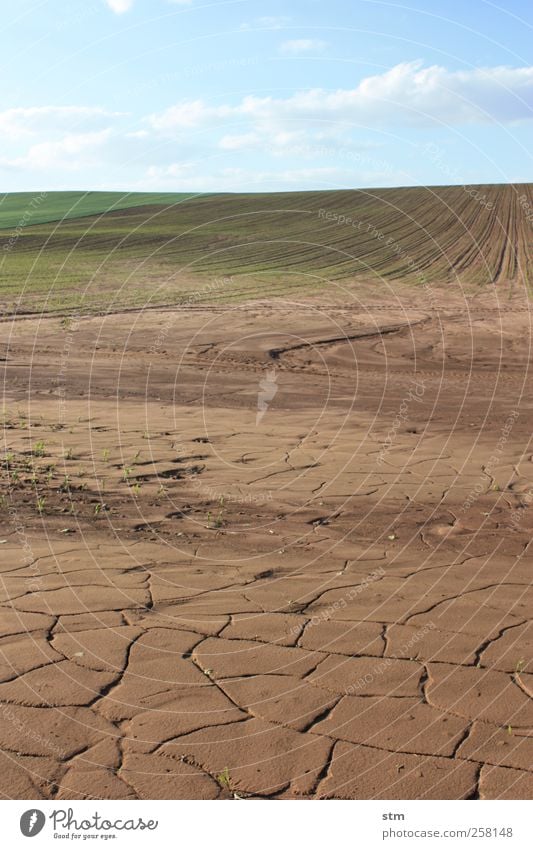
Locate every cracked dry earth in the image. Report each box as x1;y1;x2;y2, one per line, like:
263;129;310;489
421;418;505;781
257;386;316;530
1;289;533;800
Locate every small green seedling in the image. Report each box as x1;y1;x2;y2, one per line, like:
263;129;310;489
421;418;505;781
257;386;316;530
216;767;231;790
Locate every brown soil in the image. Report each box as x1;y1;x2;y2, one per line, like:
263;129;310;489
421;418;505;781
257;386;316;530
1;284;533;800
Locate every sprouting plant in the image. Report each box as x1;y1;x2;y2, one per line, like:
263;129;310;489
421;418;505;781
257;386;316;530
216;767;231;789
206;510;212;527
36;496;46;513
214;495;226;528
64;447;73;460
131;483;141;496
60;316;72;331
132;450;141;464
122;465;133;481
33;440;46;457
102;448;110;463
94;503;102;516
59;475;71;493
507;724;513;735
516;659;526;674
4;451;14;467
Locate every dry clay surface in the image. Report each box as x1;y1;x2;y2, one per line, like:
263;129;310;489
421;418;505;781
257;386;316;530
1;288;533;800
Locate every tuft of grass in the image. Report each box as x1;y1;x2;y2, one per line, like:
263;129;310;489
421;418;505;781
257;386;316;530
216;767;231;790
33;440;46;457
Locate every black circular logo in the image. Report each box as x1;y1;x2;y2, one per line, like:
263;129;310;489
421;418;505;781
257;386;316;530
20;810;46;837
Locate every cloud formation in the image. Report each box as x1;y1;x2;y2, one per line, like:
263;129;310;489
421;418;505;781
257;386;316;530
0;106;123;139
147;61;533;132
2;62;532;190
105;0;134;13
240;16;291;31
279;39;327;54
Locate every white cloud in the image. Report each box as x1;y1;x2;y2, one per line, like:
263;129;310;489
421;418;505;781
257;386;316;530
279;39;327;55
218;132;259;150
105;0;134;12
241;16;291;31
147;99;234;130
0;106;121;139
147;61;533;133
2;130;112;171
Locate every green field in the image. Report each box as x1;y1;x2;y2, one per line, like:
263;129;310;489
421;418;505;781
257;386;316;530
0;191;197;230
0;185;531;314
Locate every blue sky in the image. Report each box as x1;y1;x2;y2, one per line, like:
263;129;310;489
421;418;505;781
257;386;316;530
1;0;532;192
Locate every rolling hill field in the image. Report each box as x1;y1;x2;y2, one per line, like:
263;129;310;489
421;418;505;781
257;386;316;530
1;184;531;313
1;182;533;801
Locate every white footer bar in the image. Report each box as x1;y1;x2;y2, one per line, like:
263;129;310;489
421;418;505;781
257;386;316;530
3;800;530;848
